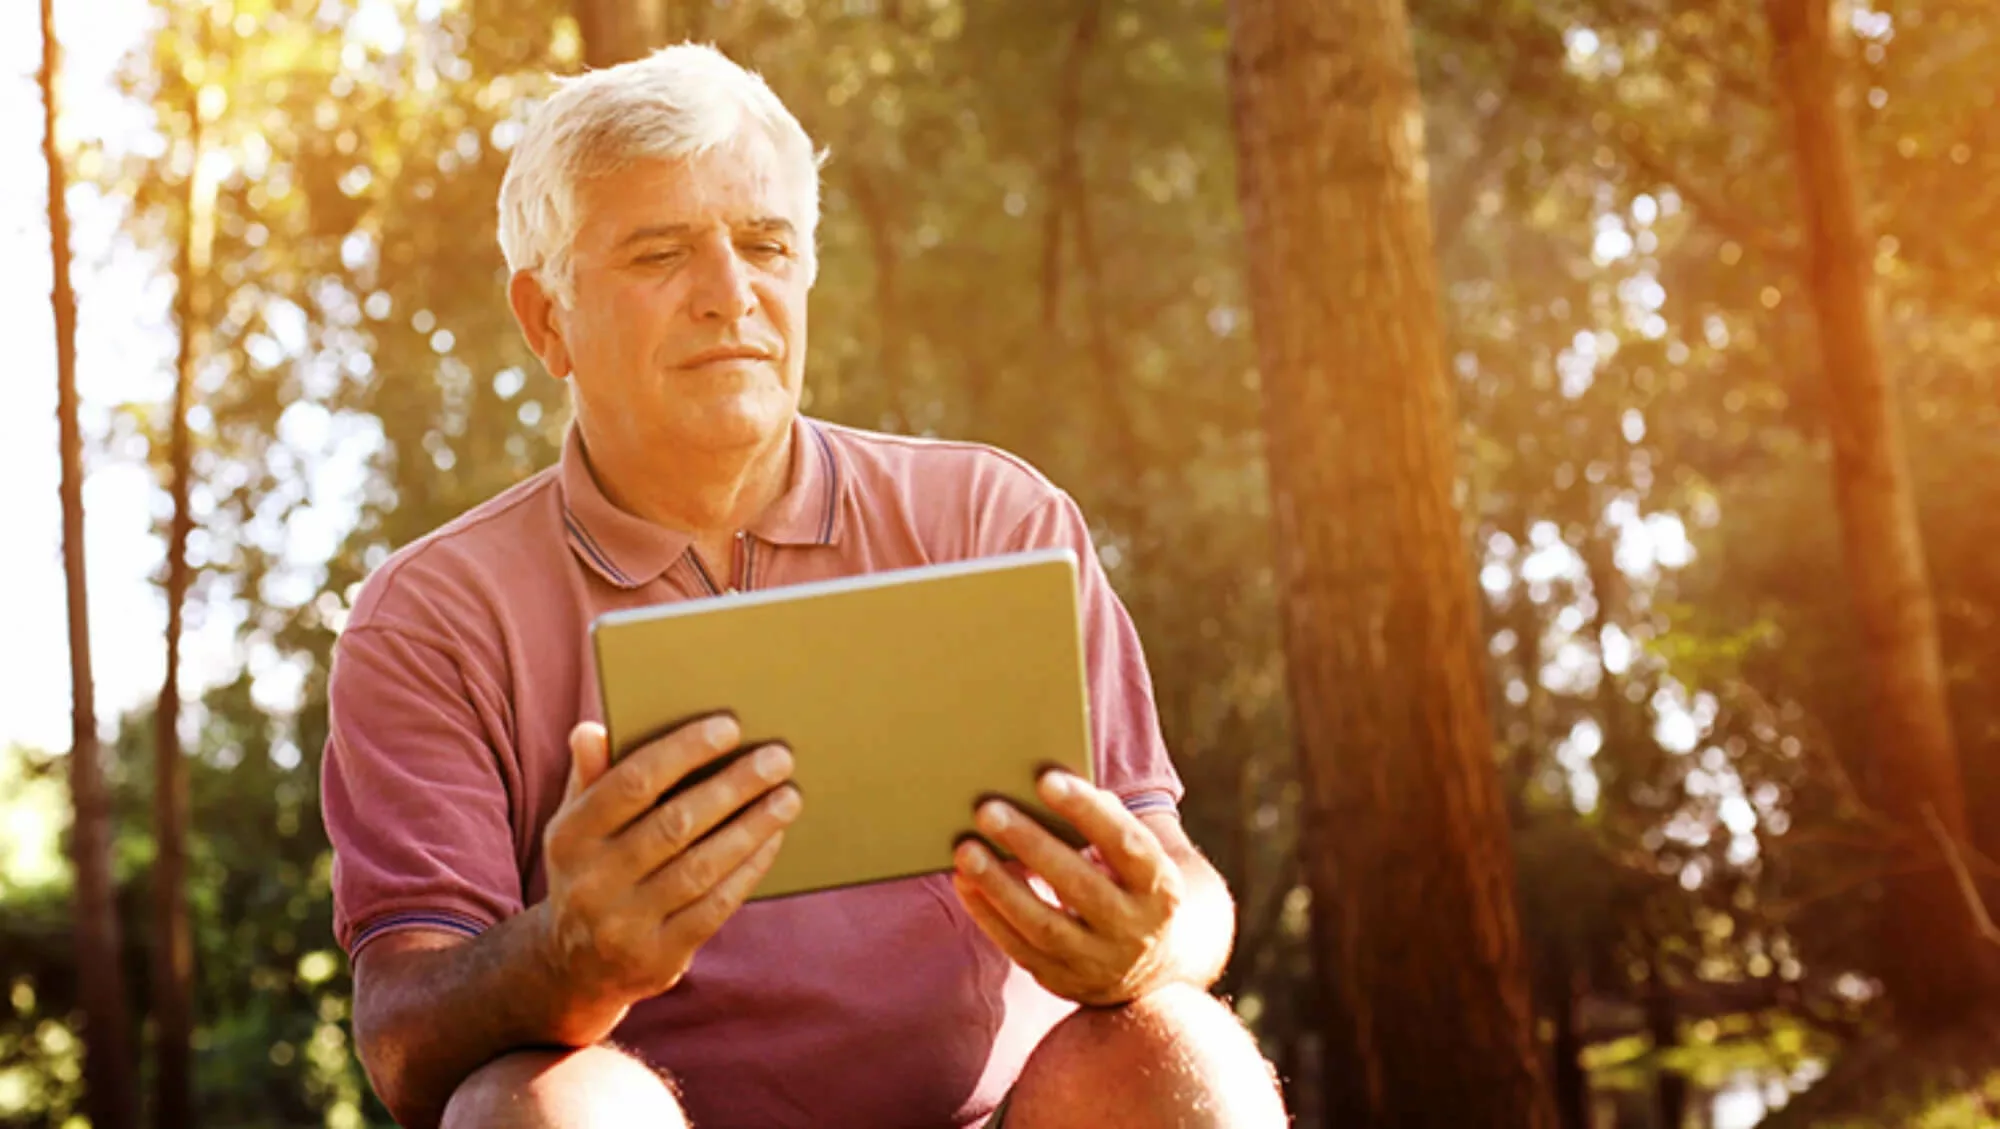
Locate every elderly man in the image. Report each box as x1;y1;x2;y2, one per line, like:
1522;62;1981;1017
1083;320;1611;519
322;44;1284;1129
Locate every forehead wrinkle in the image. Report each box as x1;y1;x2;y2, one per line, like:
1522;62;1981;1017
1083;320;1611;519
572;129;810;268
605;217;793;255
588;179;798;248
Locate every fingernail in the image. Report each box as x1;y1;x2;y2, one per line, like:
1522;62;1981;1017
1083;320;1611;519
959;841;989;874
979;801;1011;832
1040;772;1073;799
769;785;801;821
704;714;739;747
753;743;792;781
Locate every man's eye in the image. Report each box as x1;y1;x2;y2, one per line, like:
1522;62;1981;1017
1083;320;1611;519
742;241;788;258
634;250;684;267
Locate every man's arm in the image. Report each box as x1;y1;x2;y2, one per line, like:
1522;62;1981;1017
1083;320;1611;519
354;913;577;1127
350;719;800;1128
1138;810;1235;991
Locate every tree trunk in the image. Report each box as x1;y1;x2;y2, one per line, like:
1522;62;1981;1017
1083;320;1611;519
1551;956;1591;1129
1224;1;1557;1126
43;0;141;1123
1647;956;1688;1129
1764;0;1992;1030
152;74;210;1129
1309;884;1379;1129
1049;2;1146;554
846;165;908;432
575;0;671;68
1275;1024;1305;1125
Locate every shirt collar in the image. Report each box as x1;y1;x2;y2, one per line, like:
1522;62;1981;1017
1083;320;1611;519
559;415;846;590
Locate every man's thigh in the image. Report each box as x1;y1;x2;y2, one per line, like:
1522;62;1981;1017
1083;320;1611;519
442;1045;687;1129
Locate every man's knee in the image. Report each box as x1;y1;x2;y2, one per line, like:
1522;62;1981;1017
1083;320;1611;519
441;1046;686;1129
1008;983;1288;1128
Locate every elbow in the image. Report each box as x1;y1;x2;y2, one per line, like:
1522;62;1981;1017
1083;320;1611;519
352;946;460;1129
355;995;439;1129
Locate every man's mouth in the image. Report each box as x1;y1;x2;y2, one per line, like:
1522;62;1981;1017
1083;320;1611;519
680;347;774;368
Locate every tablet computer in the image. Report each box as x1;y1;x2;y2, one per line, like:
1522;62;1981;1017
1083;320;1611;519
589;547;1095;901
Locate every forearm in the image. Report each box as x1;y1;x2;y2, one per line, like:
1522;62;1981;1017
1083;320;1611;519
354;903;607;1129
1163;847;1235;990
1134;811;1235;991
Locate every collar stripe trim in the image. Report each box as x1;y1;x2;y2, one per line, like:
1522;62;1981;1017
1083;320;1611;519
563;507;635;586
811;422;839;545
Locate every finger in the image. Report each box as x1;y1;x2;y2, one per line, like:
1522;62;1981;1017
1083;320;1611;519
953;838;1098;961
1036;772;1175;899
658;827;787;953
571;712;742;839
612;743;796;877
640;783;803;911
1007;861;1064;910
952;871;1046;961
565;722;610;806
950;871;1079;990
973;800;1128;930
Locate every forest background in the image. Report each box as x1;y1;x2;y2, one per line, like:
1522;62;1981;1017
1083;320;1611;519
6;0;2000;1126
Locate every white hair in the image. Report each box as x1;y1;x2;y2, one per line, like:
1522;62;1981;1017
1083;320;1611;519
497;43;824;306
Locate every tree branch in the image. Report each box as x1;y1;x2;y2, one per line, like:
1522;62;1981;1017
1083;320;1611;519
1922;804;2000;948
1422;3;1797;266
1612;122;1797;265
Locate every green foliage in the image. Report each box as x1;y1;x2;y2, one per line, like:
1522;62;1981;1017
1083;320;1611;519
1757;1016;2000;1129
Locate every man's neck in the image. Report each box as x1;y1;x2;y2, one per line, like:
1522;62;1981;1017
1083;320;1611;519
582;420;794;551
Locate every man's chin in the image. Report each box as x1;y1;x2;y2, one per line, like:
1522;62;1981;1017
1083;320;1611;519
675;396;795;451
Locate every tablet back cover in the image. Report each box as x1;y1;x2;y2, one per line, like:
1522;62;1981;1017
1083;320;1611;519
590;549;1095;900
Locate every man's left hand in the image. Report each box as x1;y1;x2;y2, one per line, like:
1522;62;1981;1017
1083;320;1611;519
951;772;1187;1007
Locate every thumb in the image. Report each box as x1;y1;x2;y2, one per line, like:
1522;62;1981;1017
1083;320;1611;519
566;721;611;804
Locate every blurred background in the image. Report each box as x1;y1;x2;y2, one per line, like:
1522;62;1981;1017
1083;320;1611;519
5;0;1999;1126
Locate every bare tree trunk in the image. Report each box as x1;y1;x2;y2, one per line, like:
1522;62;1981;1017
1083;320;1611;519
847;166;908;432
43;1;141;1123
576;0;670;68
1275;1025;1305;1124
1550;959;1590;1129
1043;1;1148;559
1224;0;1556;1125
152;74;210;1129
1647;956;1688;1129
1054;5;1137;486
1764;0;1993;1030
1310;904;1377;1129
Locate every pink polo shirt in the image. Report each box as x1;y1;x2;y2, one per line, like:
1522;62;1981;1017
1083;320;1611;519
321;415;1183;1129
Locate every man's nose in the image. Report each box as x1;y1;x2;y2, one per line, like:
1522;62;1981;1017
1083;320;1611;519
689;243;757;322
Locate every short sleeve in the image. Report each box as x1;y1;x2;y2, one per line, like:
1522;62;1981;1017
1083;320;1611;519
322;623;526;958
1000;492;1184;816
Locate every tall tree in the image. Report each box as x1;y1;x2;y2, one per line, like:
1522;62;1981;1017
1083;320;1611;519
1225;0;1557;1125
43;0;141;1123
151;46;210;1129
1763;0;1994;1030
576;0;674;67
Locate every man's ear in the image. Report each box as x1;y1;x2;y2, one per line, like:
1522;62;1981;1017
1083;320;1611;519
508;269;573;380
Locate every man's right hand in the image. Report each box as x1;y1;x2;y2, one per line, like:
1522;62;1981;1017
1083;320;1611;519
535;714;800;1045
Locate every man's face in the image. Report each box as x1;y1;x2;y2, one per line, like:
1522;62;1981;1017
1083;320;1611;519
548;136;811;458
